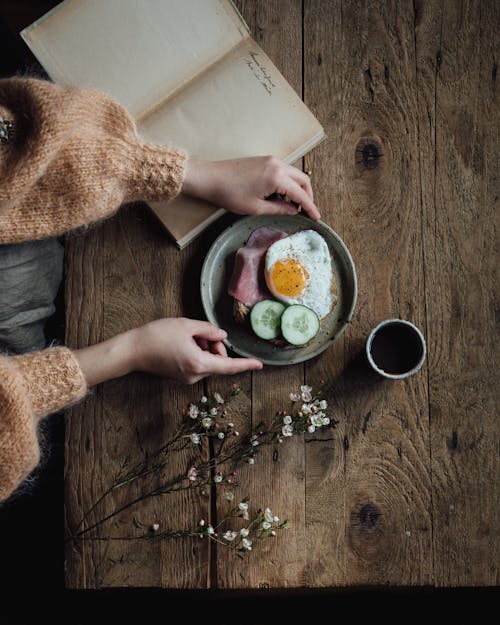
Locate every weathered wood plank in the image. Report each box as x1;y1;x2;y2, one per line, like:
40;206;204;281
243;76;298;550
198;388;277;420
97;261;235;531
418;0;499;586
65;205;210;588
64;227;104;589
304;0;433;585
212;0;307;589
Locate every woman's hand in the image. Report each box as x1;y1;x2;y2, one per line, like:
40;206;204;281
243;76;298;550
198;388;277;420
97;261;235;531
130;318;262;383
182;156;320;220
74;318;262;388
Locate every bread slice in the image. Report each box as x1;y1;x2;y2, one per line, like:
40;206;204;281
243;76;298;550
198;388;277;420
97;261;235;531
233;299;250;324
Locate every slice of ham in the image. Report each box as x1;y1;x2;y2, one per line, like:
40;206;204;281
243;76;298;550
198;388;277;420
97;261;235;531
228;226;288;307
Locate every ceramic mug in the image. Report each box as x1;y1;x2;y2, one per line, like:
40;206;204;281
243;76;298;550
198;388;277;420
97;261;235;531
366;319;426;380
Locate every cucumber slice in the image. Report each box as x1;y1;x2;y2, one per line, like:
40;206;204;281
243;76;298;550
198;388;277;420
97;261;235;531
250;299;286;340
280;304;320;346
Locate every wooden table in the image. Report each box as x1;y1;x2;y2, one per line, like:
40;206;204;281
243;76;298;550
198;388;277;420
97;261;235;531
62;0;498;588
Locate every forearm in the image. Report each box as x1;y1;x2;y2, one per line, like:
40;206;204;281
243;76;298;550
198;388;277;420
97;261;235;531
73;330;138;388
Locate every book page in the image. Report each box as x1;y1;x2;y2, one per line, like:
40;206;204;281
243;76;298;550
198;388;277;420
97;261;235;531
21;0;249;119
138;38;325;160
139;38;325;246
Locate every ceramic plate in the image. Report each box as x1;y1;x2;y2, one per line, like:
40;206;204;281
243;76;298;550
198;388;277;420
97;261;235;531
200;215;357;366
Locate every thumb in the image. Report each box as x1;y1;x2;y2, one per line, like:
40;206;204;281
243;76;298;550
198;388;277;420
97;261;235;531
190;320;227;342
201;353;263;376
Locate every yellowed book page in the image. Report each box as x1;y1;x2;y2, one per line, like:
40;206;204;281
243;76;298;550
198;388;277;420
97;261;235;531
139;38;325;245
21;0;249;119
138;38;325;160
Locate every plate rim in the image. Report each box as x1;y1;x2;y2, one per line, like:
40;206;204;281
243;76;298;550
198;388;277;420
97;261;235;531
200;215;358;366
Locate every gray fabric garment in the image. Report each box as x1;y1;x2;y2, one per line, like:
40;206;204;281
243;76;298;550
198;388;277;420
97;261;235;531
0;238;64;354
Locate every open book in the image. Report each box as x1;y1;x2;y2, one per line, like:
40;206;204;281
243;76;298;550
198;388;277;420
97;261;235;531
21;0;326;249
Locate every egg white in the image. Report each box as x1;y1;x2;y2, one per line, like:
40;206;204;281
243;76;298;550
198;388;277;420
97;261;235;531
264;230;335;319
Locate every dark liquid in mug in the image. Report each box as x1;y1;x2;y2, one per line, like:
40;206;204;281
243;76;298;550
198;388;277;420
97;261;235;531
370;323;424;375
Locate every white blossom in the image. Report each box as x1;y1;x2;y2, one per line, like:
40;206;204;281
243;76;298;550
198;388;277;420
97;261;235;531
290;392;301;402
190;433;201;444
319;399;327;409
262;521;271;530
239;501;250;520
283;415;293;425
214;474;223;483
201;417;213;429
270;530;277;537
224;491;235;502
151;523;160;532
188;403;199;419
206;525;215;535
301;403;312;415
223;530;237;542
248;457;255;465
241;538;252;551
240;527;249;537
214;392;225;404
217;432;225;440
187;467;198;481
199;519;205;526
301;385;313;402
273;516;279;523
307;424;316;433
282;424;294;437
264;508;274;523
310;414;324;427
321;416;330;425
210;407;218;416
201;396;208;403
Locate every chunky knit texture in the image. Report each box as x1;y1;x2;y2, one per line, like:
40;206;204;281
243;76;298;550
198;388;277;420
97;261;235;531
0;77;187;501
0;77;187;243
0;348;87;501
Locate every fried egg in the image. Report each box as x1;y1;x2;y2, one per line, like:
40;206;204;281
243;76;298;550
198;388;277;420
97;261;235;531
264;230;336;319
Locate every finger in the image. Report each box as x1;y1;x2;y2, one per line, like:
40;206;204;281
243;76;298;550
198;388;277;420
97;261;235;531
196;337;209;351
285;179;321;220
210;341;227;357
190;320;228;342
287;166;314;201
200;352;263;376
256;197;299;216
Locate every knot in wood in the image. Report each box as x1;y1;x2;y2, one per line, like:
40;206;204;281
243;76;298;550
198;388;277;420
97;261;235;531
359;502;381;529
355;138;383;172
362;143;381;170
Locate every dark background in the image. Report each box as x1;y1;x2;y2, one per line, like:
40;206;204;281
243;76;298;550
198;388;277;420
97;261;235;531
0;1;495;621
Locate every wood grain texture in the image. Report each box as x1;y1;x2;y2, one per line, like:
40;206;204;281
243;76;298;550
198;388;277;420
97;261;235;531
213;0;307;589
65;206;210;588
61;0;499;588
304;0;432;585
417;0;499;586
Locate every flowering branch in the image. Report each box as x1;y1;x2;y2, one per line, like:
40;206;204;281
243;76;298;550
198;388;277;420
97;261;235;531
70;383;336;555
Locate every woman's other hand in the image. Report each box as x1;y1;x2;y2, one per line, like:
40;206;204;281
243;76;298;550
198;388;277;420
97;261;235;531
182;156;320;220
74;318;262;388
131;318;262;383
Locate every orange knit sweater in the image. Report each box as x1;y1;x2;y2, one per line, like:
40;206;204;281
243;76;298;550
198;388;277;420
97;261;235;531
0;78;187;501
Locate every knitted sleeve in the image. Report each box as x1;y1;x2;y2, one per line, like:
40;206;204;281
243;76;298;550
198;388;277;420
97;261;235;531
0;77;187;244
0;347;87;501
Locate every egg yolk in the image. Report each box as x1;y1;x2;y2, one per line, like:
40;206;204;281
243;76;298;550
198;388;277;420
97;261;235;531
268;258;308;297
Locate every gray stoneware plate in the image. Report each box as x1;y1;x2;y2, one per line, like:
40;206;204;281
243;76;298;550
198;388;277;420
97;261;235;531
200;215;358;366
